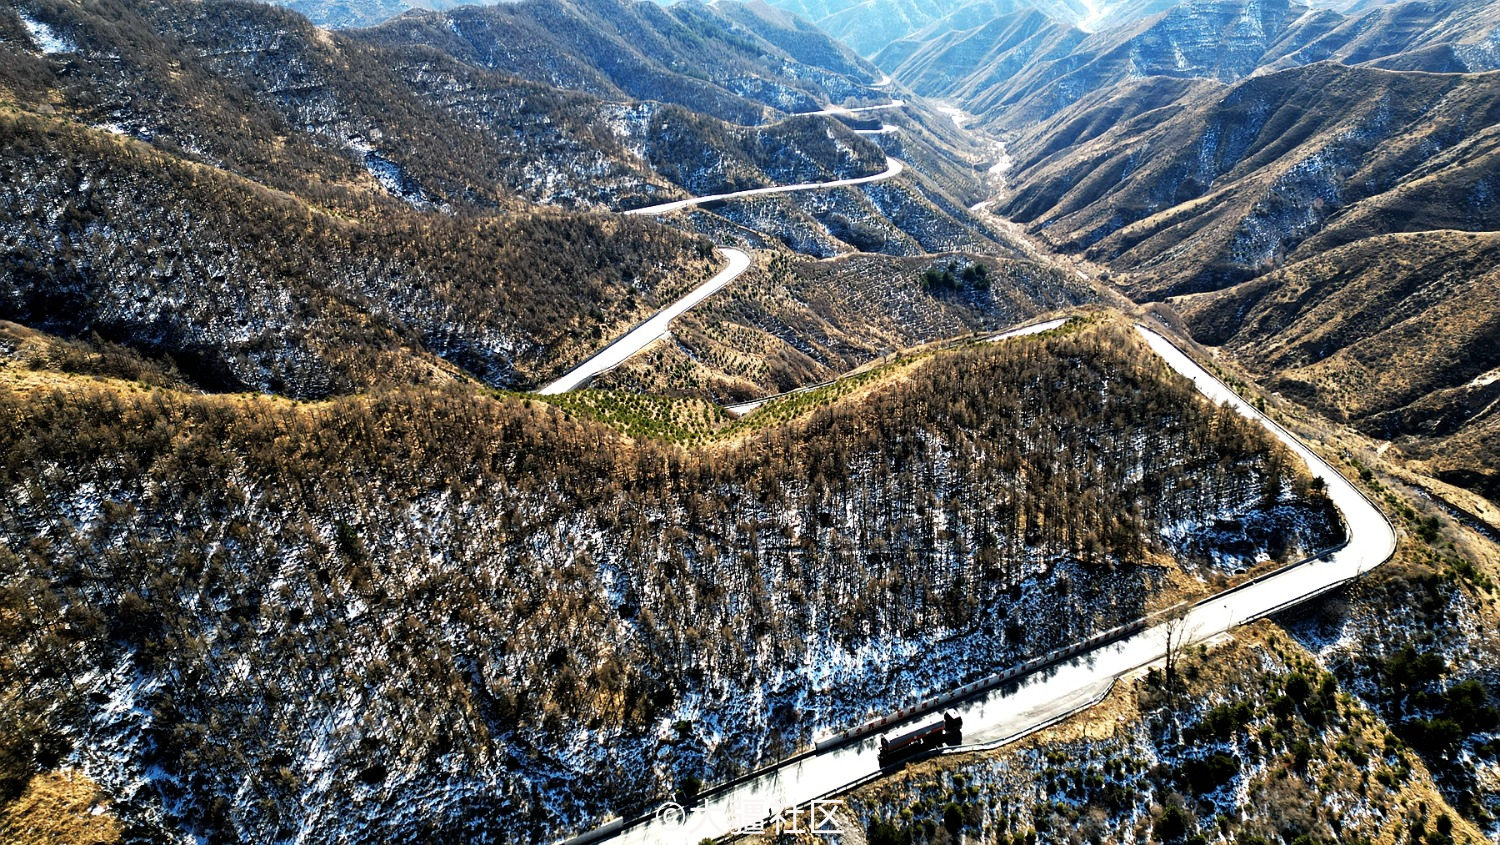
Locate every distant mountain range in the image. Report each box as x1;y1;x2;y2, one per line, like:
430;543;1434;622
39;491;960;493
749;0;1094;56
754;0;1500;57
960;0;1500;507
259;0;1497;71
881;0;1500;122
262;0;1097;47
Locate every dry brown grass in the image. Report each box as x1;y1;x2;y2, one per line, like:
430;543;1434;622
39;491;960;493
0;770;120;845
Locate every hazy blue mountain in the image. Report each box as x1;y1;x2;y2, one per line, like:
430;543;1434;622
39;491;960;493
882;0;1500;127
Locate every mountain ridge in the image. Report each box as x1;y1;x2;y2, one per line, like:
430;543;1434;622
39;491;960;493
879;0;1500;127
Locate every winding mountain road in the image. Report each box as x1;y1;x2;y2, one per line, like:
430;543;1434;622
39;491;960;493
537;95;909;395
574;321;1397;845
537;248;752;395
987;316;1070;342
540;154;904;393
623;157;904;217
549;95;1394;844
806;98;905;117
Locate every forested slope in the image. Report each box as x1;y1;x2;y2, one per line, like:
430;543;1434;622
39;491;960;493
0;0;1026;403
993;62;1500;506
590;252;1096;400
879;0;1500;128
359;0;884;123
827;623;1494;845
0;321;1341;843
0;109;719;397
1176;230;1500;505
1001;65;1500;297
0;0;894;214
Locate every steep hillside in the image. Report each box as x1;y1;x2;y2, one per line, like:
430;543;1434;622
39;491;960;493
760;0;1091;57
0;108;720;397
995;63;1500;505
0;321;1342;843
712;0;877;79
1287;0;1500;73
590;252;1097;400
772;341;1500;844
1287;503;1500;831
885;0;1324;123
670;173;1019;255
819;623;1493;844
1001;64;1500;297
995;72;1217;169
0;0;1039;405
868;0;1480;526
611;107;888;201
359;0;887;123
0;0;904;214
882;0;1500;127
629;97;1030;259
874;8;1087;102
1426;418;1500;510
1;0;1025;278
1176;230;1500;505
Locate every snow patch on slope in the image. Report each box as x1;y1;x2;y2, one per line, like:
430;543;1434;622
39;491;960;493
17;9;73;54
346;137;449;213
